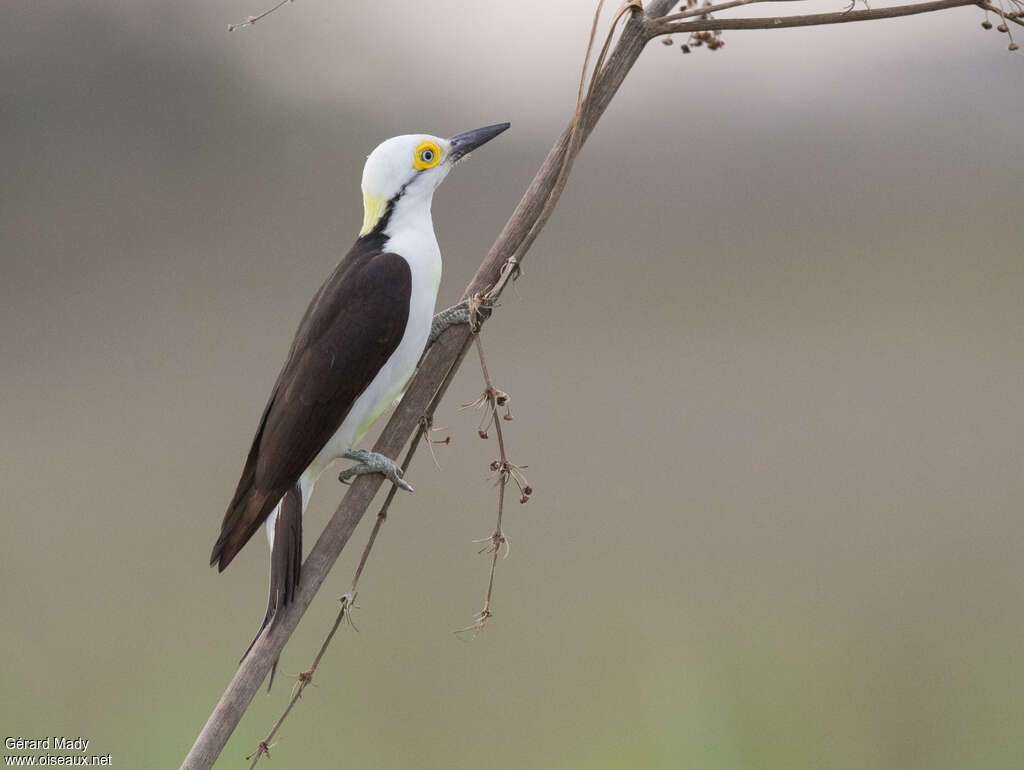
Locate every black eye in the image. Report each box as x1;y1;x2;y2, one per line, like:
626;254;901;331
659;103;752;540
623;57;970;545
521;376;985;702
420;149;434;163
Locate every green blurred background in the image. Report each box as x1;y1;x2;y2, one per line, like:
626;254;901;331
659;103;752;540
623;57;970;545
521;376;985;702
2;1;1023;767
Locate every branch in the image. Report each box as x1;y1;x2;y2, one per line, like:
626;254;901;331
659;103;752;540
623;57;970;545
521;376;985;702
646;0;982;36
181;3;672;767
228;0;294;31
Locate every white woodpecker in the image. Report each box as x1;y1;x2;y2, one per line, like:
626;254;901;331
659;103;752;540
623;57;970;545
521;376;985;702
209;123;510;686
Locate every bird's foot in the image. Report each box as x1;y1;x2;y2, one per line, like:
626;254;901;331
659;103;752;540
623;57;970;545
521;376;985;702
338;449;413;492
429;300;492;344
429;302;470;344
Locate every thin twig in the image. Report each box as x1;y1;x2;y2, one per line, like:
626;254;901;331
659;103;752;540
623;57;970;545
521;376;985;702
455;336;531;635
988;0;1018;49
421;415;451;471
512;1;642;264
658;0;807;23
228;0;293;31
647;0;980;35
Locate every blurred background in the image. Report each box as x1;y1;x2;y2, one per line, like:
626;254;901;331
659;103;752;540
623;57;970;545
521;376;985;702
2;0;1022;767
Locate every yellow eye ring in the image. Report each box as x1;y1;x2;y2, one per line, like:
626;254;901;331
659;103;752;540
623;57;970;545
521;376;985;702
413;141;442;170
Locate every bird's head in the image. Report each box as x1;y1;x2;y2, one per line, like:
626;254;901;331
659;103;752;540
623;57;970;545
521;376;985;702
359;122;510;236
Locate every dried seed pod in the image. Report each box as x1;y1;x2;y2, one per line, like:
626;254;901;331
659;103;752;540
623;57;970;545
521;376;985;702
982;20;993;28
662;37;674;45
997;22;1008;31
1010;42;1020;50
681;44;691;53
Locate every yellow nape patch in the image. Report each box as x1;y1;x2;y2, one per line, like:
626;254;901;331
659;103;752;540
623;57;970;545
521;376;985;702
360;193;387;236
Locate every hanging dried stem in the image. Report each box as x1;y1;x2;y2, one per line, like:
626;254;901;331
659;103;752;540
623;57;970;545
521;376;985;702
455;336;531;637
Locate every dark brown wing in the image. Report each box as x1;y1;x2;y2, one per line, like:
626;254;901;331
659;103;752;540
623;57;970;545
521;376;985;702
210;243;412;571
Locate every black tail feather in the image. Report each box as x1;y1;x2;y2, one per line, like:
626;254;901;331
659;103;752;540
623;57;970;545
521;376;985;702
238;482;303;693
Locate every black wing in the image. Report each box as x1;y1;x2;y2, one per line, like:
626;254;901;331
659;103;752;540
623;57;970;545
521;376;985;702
210;242;412;571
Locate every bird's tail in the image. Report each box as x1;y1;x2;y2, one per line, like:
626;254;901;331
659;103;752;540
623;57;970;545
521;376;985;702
240;481;303;693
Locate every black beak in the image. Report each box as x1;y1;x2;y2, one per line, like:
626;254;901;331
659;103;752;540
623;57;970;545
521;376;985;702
447;122;510;161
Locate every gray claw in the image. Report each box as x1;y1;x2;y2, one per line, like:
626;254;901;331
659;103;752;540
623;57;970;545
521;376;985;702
338;449;414;492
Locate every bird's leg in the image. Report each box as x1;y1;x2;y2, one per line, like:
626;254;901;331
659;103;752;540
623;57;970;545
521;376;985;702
338;449;414;492
428;300;492;345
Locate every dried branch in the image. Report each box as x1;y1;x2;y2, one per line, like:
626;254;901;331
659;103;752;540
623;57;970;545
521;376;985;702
514;0;642;264
456;336;531;636
646;0;985;37
228;0;294;32
658;0;805;24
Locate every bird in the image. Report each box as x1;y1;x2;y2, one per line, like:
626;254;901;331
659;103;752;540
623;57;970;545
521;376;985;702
209;123;510;685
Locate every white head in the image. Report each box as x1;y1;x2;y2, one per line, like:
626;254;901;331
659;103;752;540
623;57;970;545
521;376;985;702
359;123;510;237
